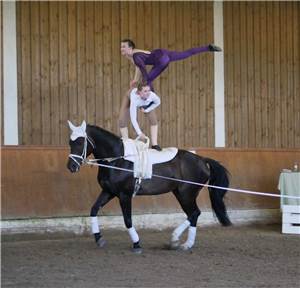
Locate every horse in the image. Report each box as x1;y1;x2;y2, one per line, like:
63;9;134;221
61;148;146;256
67;120;232;253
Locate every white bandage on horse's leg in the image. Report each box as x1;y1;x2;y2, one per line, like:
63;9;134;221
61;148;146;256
181;226;197;249
120;127;129;139
128;227;139;243
91;216;100;234
172;220;190;242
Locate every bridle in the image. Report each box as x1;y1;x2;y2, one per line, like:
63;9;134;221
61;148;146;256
68;135;95;167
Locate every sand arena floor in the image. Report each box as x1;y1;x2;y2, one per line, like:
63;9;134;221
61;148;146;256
2;224;300;288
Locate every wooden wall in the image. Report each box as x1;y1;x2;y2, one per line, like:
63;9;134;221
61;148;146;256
224;1;300;148
4;146;298;220
1;2;3;145
16;1;215;147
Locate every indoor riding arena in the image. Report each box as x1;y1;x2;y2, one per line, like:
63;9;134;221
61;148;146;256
1;1;300;288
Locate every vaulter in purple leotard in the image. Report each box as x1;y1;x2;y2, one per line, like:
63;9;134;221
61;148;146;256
120;39;222;91
118;39;222;140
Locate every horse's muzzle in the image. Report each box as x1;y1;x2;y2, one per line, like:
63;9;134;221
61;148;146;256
67;159;80;173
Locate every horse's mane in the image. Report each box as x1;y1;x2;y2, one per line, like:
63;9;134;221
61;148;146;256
87;124;121;142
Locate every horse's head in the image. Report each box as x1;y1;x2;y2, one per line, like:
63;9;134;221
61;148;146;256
67;120;95;173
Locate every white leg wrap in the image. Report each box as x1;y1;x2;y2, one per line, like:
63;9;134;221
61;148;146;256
128;227;139;243
181;226;197;249
91;216;100;234
172;220;190;242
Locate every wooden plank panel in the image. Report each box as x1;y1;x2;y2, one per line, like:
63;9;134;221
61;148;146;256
273;2;281;148
260;2;268;147
286;2;294;148
206;2;214;147
85;1;96;126
279;2;288;148
49;2;59;145
198;2;207;147
191;1;199;147
160;2;169;145
293;2;300;147
67;1;78;124
19;1;32;144
76;2;87;125
167;2;176;147
175;2;184;147
135;2;147;136
16;2;22;144
266;2;275;148
94;1;104;127
144;2;152;51
240;2;248;147
111;1;120;133
246;2;255;147
253;2;261;147
102;2;112;131
224;3;234;147
30;2;41;144
127;1;137;138
233;2;241;147
120;1;129;97
40;2;50;145
58;2;68;144
183;2;192;147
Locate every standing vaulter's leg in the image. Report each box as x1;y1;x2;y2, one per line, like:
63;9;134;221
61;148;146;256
90;190;115;247
119;192;142;253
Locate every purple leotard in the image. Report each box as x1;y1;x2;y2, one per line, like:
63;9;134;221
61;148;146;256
133;45;211;91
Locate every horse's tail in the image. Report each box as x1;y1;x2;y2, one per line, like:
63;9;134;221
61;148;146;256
205;158;232;226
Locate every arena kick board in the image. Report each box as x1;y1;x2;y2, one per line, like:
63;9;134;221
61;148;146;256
282;205;300;234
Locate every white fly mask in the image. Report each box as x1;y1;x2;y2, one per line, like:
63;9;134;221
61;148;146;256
68;120;95;169
68;120;87;141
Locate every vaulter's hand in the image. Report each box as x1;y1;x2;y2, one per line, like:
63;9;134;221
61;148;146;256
138;133;147;142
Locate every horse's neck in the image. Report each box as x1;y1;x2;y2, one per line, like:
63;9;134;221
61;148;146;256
88;126;123;159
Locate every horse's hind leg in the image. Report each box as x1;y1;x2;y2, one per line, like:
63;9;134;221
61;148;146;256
90;190;115;247
171;188;201;250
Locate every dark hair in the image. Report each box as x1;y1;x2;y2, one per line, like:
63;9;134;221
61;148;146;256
121;39;136;49
137;80;149;91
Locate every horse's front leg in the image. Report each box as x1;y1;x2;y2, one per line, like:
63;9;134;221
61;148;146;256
119;192;142;254
90;189;115;247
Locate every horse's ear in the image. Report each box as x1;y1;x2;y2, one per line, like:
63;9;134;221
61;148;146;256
81;120;87;132
68;120;76;131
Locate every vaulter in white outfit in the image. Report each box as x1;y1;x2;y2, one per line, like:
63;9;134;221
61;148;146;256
120;82;162;151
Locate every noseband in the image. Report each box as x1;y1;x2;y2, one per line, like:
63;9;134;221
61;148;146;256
69;135;95;167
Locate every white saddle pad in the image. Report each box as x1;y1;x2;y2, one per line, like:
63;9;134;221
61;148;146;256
122;138;178;179
122;139;178;164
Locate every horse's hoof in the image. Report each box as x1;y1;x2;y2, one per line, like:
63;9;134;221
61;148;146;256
132;242;142;254
170;241;180;250
132;247;142;254
179;244;192;251
96;238;106;248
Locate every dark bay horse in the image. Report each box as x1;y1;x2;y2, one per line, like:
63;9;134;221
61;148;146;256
67;121;231;253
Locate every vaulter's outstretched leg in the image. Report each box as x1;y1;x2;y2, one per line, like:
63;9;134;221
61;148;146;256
90;190;115;247
145;44;221;89
168;44;221;62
